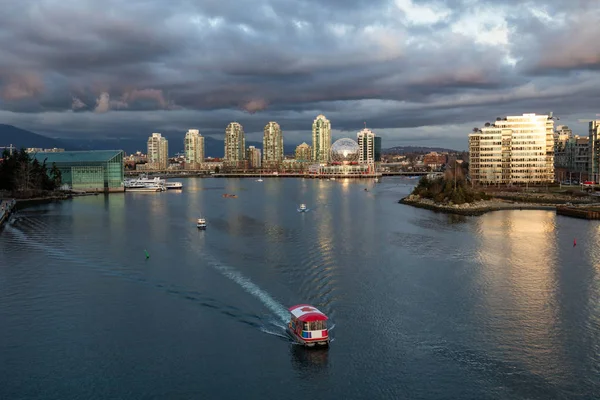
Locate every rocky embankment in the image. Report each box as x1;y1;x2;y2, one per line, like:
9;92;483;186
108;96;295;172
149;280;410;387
483;191;596;204
399;194;561;216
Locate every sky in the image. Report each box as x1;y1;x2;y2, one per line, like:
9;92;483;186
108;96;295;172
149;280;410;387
1;0;600;151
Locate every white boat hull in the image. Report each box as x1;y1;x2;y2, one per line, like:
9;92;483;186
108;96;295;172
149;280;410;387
126;186;162;192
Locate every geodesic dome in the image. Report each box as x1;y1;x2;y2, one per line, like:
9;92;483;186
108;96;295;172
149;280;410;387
330;138;359;163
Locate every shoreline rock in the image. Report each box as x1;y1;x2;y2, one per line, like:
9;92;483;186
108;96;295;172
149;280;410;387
399;195;559;216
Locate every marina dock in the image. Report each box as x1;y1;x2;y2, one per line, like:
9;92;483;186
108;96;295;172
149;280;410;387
556;206;600;220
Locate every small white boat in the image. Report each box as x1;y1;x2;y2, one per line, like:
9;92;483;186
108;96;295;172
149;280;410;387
164;181;183;189
197;218;206;229
297;203;309;212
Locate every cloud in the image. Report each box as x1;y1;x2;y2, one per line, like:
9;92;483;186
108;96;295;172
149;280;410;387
0;72;44;100
1;0;600;150
241;99;269;114
71;97;86;110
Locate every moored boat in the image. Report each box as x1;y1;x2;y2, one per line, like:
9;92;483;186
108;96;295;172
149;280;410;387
126;183;163;192
287;304;330;347
164;181;183;189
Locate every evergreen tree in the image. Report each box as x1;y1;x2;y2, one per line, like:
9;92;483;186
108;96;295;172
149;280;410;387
0;147;60;195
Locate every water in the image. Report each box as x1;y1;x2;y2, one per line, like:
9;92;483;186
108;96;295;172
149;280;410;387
1;177;599;399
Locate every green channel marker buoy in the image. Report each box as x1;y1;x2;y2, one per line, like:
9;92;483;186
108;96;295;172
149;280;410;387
144;249;150;259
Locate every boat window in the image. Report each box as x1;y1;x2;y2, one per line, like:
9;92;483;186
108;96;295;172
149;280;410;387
309;320;326;330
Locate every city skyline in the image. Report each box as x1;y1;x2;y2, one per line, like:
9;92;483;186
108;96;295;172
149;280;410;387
1;1;599;150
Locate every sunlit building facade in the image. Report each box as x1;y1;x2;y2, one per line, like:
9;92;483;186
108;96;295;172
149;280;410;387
147;133;168;170
312;114;331;163
263;121;283;168
295;142;312;161
588;120;600;182
184;129;205;168
246;146;261;169
469;113;555;185
224;122;246;167
357;128;381;168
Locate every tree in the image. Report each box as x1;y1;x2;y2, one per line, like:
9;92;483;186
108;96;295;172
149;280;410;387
0;147;60;195
50;163;62;188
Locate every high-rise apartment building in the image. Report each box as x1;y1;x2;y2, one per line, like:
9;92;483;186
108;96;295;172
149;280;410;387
224;122;245;167
147;132;168;169
468;113;555;184
357;128;381;165
184;129;205;168
312;114;331;163
263;122;283;167
295;142;312;161
588;121;600;182
246;146;261;169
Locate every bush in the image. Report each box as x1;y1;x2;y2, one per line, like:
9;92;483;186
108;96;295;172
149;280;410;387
411;175;483;205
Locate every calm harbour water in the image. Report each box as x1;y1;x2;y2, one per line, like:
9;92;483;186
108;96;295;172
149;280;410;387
1;177;599;399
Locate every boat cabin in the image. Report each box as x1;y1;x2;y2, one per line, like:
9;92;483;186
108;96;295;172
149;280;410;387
287;304;329;346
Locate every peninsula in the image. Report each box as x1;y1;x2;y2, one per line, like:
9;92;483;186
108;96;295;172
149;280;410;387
399;171;600;217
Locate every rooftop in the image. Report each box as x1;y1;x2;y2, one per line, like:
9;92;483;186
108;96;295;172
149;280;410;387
31;150;124;164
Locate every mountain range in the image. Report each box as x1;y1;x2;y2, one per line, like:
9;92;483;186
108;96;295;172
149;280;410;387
0;124;459;157
0;124;293;157
383;145;461;154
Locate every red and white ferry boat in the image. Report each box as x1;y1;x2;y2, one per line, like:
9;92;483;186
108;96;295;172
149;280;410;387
287;304;330;347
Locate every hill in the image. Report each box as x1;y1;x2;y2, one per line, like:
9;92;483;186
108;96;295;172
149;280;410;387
59;135;297;157
383;146;460;154
0;124;66;150
0;124;298;157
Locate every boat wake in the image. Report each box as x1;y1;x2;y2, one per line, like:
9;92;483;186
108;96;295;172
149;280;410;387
200;253;290;324
259;319;292;341
4;220;267;331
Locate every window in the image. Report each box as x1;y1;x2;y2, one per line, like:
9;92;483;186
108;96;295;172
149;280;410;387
308;320;327;330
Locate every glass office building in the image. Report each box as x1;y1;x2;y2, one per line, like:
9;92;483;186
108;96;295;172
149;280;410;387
374;136;382;162
32;150;125;192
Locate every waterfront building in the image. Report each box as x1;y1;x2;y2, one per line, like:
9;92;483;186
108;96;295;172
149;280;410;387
147;133;168;170
246;146;261;169
263;121;284;168
588;121;600;182
31;150;125;192
224;122;246;168
554;125;588;181
184;129;205;169
357;128;381;168
295;142;312;161
312;115;331;163
468;113;555;185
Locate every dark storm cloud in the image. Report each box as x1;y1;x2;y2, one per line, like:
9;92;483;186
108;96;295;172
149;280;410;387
1;0;600;148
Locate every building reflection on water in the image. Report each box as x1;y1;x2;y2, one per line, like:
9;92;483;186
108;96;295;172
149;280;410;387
475;210;566;379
